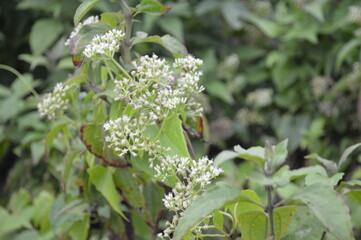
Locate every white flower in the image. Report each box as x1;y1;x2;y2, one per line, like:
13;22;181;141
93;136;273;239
154;155;223;238
348;6;361;23
38;82;72;120
65;16;100;46
83;29;125;59
246;88;273;107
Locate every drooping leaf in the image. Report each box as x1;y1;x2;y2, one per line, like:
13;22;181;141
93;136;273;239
295;184;354;240
238;211;268;240
74;0;100;25
136;0;171;15
113;168;145;209
173;182;258;240
87;166;127;220
305;153;338;174
30;19;62;55
214;150;240;166
234;145;265;165
273;206;297;239
338;143;361;170
133;34;187;58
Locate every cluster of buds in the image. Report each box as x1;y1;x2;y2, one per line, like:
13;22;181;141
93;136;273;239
114;54;205;121
236;107;265;126
83;29;125;59
311;76;333;98
348;6;361;23
246;88;273;107
65;16;100;46
155;155;223;239
38;82;73;120
103;114;169;163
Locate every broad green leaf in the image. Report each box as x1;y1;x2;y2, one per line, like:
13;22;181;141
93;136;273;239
206;81;234;104
214;150;240;166
295;184;354;240
273;139;288;167
338;143;361;170
238;211;268;240
32;191;54;233
0;207;32;234
136;0;171;15
274;206;297;239
80;123;104;157
304;0;327;22
233;190;263;217
45;122;67;152
158;16;184;42
88;166;127;219
30;141;44;165
273;165;327;187
68;215;90;240
346;190;361;205
133;34;187;58
234;145;265;165
74;0;100;25
174;182;258;240
30;19;62;55
212;211;224;229
158;114;190;158
336;40;361;72
109;101;124;120
220;1;248;30
113;168;145;209
305;153;338;173
305;172;344;187
8;189;31;213
246;14;281;38
144;181;165;224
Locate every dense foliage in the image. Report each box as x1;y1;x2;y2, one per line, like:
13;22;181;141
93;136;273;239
1;0;361;239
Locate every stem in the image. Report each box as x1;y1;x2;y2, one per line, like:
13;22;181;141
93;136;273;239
266;185;275;239
183;129;197;160
110;58;132;79
119;0;133;65
0;64;40;98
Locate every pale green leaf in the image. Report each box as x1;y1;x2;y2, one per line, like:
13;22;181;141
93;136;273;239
274;206;297;239
238;211;268;240
74;0;100;25
338;143;361;170
234;145;265;165
295;184;354;240
214;150;239;167
87;166;127;220
30;19;62;55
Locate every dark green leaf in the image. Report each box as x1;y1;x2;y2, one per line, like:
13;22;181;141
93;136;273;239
30;19;62;55
136;0;171;15
74;0;100;25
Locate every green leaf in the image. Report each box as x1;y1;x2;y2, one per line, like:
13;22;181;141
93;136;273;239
45;122;67;153
346;190;361;205
246;15;281;38
305;172;344;187
30;19;62;55
158;16;184;42
74;0;100;25
109;101;124;120
143;181;164;224
234;145;265;165
8;189;31;213
68;215;90;240
206;81;234;104
133;34;187;58
220;1;249;30
233;189;263;217
212;211;224;229
88;166;127;220
295;184;354;240
238;211;268;240
136;0;171;15
80;123;104;157
32;191;54;233
157;114;190;158
274;206;297;239
336;40;361;72
273;139;288;167
305;153;338;173
173;182;258;240
113;168;145;209
304;0;327;22
214;150;240;166
338;143;361;169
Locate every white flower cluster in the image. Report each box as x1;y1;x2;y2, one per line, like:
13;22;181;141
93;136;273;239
38;82;72;120
155;155;223;239
65;16;100;46
83;29;125;59
114;54;204;121
236;108;265;126
103;114;169;162
311;76;332;97
246;88;273;107
348;6;361;23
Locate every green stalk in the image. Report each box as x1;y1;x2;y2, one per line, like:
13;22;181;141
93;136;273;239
0;64;40;98
119;0;133;65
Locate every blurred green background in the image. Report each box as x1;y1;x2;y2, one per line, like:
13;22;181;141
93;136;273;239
1;0;361;238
